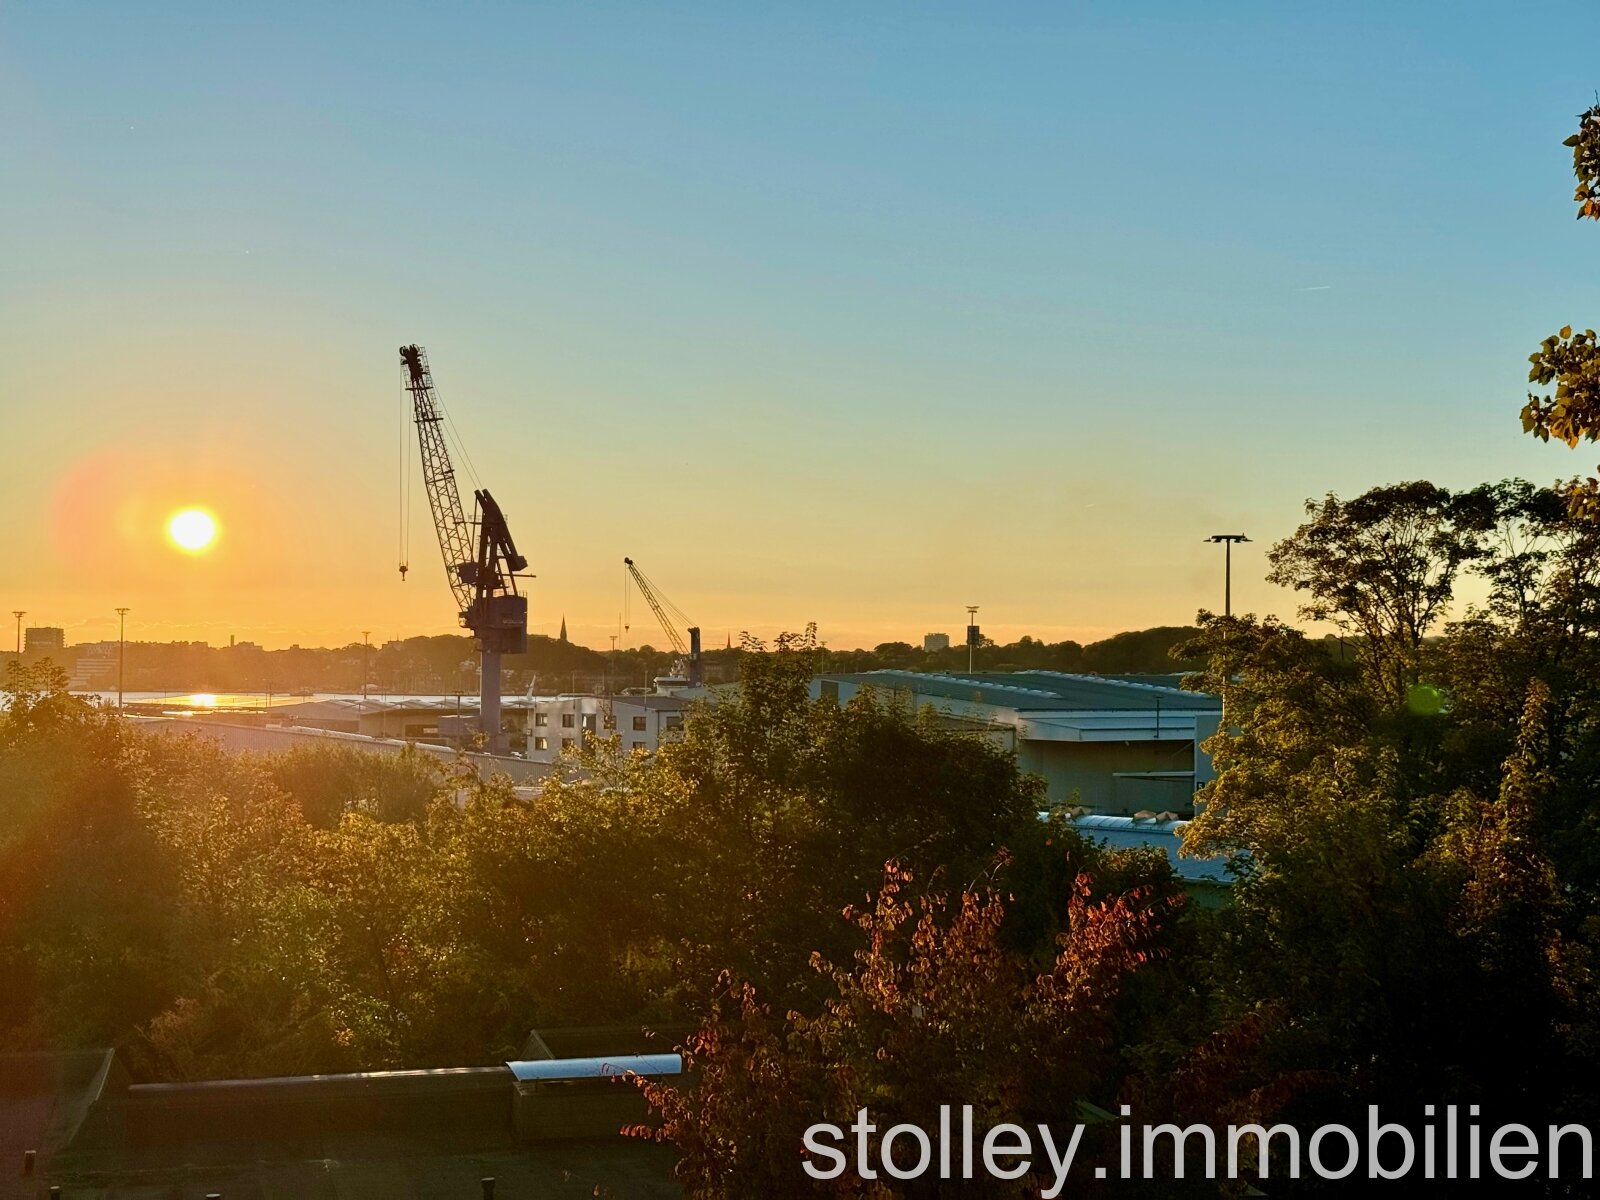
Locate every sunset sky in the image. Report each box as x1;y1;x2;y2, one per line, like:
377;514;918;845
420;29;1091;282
4;2;1597;651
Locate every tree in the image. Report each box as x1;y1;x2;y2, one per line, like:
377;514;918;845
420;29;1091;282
0;662;180;1051
263;742;445;827
584;631;1051;1013
1522;103;1600;514
1264;481;1493;706
1176;588;1600;1144
633;864;1175;1199
1080;626;1204;675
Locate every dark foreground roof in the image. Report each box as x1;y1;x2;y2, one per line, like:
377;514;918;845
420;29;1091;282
3;1052;681;1200
0;1051;125;1198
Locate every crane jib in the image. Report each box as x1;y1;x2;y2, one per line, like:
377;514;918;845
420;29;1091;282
624;557;703;687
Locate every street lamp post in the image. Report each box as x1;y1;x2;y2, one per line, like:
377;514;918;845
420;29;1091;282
966;605;980;673
12;611;23;657
115;607;130;711
1205;534;1252;618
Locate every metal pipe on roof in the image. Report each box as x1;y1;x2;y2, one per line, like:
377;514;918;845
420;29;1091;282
505;1054;682;1083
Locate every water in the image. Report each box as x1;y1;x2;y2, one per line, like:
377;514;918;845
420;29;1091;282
74;690;541;710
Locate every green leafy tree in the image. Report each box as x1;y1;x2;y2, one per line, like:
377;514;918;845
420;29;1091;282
1177;583;1600;1146
1264;481;1494;706
0;662;180;1050
264;742;445;827
1522;103;1600;513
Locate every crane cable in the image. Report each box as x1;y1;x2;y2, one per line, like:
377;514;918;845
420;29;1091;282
626;559;695;646
399;376;411;577
434;368;483;492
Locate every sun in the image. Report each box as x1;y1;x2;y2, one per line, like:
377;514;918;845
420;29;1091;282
167;507;219;554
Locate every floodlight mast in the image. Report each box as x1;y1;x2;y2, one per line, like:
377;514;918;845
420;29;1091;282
400;344;529;754
1205;533;1251;618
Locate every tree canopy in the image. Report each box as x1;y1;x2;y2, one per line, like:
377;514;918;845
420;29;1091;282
1522;103;1600;514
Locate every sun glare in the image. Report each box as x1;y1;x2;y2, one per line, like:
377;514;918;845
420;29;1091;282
167;507;219;554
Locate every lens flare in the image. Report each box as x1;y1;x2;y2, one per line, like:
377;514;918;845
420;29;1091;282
167;507;219;554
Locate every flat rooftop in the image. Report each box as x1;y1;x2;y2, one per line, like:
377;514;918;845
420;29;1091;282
820;670;1219;712
3;1050;682;1199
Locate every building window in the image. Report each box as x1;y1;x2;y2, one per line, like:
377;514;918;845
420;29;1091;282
535;713;548;727
533;737;548;751
561;713;575;728
581;714;596;732
632;741;646;751
561;736;574;749
632;715;648;731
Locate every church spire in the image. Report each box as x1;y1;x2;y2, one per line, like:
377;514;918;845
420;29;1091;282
559;616;568;643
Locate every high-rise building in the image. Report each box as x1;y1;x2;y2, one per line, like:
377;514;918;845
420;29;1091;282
923;632;950;653
24;626;65;654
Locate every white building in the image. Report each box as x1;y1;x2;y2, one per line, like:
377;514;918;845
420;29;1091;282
519;694;688;763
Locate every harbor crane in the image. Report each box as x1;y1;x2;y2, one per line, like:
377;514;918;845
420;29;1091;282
400;344;528;754
623;557;702;687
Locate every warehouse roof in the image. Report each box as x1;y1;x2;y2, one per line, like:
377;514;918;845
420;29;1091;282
1067;814;1232;884
821;670;1219;712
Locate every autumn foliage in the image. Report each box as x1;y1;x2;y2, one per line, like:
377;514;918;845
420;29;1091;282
631;866;1173;1198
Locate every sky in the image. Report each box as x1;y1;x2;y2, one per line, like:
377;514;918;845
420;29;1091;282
3;1;1598;651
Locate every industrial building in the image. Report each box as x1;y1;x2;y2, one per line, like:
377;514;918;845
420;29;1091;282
65;641;117;689
520;693;688;762
809;670;1222;816
123;690;692;767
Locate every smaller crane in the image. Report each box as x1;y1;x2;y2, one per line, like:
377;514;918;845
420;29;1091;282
623;557;702;687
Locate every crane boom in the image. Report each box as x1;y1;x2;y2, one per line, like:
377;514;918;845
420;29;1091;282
400;344;530;754
624;558;687;656
400;345;475;614
624;557;701;686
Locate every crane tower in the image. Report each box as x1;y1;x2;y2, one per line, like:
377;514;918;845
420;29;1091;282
400;344;528;754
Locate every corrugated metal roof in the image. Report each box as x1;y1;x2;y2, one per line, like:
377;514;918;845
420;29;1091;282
823;670;1219;712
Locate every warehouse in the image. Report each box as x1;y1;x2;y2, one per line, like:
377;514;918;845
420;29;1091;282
810;670;1222;816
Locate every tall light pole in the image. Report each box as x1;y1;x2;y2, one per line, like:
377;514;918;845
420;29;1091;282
115;607;130;711
1205;534;1251;618
966;605;980;673
12;611;24;657
361;631;371;709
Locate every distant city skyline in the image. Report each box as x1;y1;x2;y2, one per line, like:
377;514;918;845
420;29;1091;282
4;2;1595;651
8;613;1188;655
